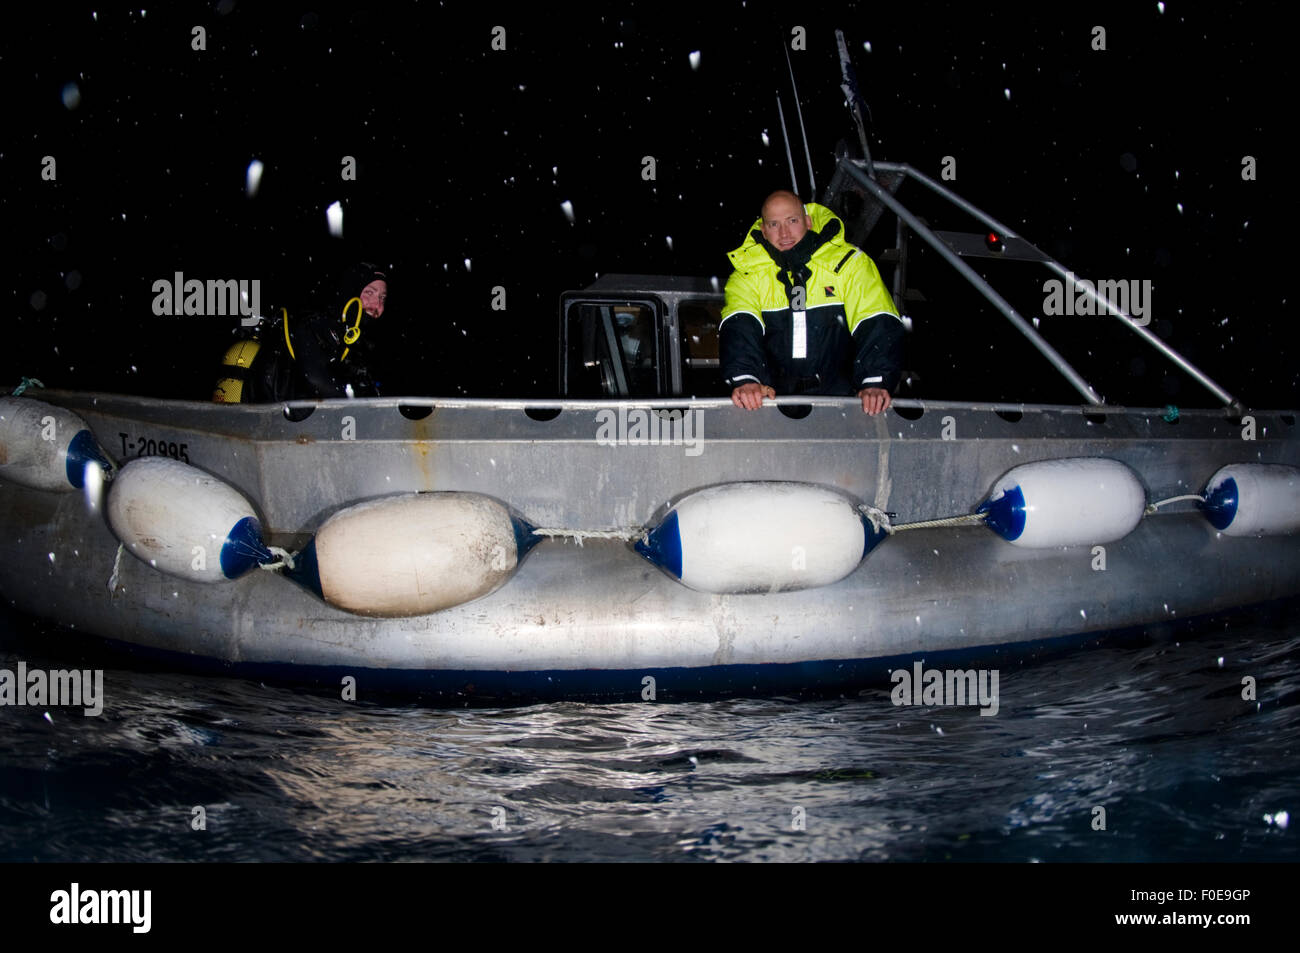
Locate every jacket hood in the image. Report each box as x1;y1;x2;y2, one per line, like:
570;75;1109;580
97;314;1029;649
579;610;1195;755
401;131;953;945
727;203;849;270
337;261;389;302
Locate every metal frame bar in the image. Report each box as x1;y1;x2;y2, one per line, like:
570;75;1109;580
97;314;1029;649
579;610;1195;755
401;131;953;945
843;161;1105;405
872;161;1240;408
892;214;908;306
599;306;630;397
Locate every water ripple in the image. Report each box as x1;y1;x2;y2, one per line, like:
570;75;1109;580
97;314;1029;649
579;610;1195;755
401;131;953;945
2;604;1297;861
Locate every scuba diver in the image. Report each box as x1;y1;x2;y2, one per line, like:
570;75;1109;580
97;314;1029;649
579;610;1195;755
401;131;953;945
212;262;389;402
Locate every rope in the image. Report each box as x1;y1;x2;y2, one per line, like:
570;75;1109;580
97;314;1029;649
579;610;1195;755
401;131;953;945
11;377;45;396
893;513;989;532
531;527;644;547
1145;493;1205;515
858;505;987;534
858;504;894;535
258;546;297;571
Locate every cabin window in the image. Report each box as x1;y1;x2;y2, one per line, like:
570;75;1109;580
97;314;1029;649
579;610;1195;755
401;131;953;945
678;299;726;396
564;301;660;397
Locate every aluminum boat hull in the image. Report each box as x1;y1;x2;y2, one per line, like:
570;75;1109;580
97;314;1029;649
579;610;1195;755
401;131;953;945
2;391;1297;699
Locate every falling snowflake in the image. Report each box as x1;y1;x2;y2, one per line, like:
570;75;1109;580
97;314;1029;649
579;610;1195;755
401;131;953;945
246;159;264;197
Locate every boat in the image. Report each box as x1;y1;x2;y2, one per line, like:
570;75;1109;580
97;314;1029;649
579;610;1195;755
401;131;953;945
3;42;1298;702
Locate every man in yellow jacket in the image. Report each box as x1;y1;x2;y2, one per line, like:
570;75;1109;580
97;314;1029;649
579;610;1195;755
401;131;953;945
721;191;904;415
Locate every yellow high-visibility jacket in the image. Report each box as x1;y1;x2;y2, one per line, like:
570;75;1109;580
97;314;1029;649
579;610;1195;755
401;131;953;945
721;203;903;395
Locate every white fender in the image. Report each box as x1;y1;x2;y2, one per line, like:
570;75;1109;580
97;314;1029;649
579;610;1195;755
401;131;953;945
1202;464;1300;536
634;481;886;594
0;396;112;492
977;457;1146;548
107;457;270;581
287;493;541;617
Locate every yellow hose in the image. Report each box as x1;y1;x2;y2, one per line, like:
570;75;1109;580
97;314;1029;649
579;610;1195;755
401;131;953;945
281;307;294;360
340;297;363;360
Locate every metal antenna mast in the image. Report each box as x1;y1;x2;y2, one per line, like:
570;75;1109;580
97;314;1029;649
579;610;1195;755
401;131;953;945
784;41;817;198
775;93;800;196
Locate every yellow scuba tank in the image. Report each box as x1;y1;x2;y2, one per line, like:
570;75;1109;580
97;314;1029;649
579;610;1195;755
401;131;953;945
210;289;363;402
212;337;262;403
211;308;291;403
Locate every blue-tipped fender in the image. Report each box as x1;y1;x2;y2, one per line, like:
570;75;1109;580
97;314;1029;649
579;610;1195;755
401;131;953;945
635;481;888;593
106;457;273;582
977;457;1146;548
282;492;541;617
1201;463;1300;537
0;396;113;492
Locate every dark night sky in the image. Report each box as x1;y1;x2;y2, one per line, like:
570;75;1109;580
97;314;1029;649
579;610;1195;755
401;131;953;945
3;2;1294;407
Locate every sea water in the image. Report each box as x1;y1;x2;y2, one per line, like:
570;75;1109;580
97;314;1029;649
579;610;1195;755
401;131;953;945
0;602;1295;863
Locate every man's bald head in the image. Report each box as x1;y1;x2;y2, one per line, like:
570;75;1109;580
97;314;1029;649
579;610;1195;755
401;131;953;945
760;191;812;252
761;190;804;218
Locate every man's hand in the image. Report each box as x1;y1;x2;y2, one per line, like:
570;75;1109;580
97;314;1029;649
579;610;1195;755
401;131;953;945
858;387;892;415
731;381;776;410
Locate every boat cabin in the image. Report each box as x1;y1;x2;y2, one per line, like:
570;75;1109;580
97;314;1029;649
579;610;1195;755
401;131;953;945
558;274;727;399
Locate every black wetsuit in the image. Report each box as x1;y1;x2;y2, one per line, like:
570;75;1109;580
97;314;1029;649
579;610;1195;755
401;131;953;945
247;308;381;401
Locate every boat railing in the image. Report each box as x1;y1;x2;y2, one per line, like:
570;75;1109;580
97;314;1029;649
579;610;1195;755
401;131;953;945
828;158;1240;411
36;388;1292;420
